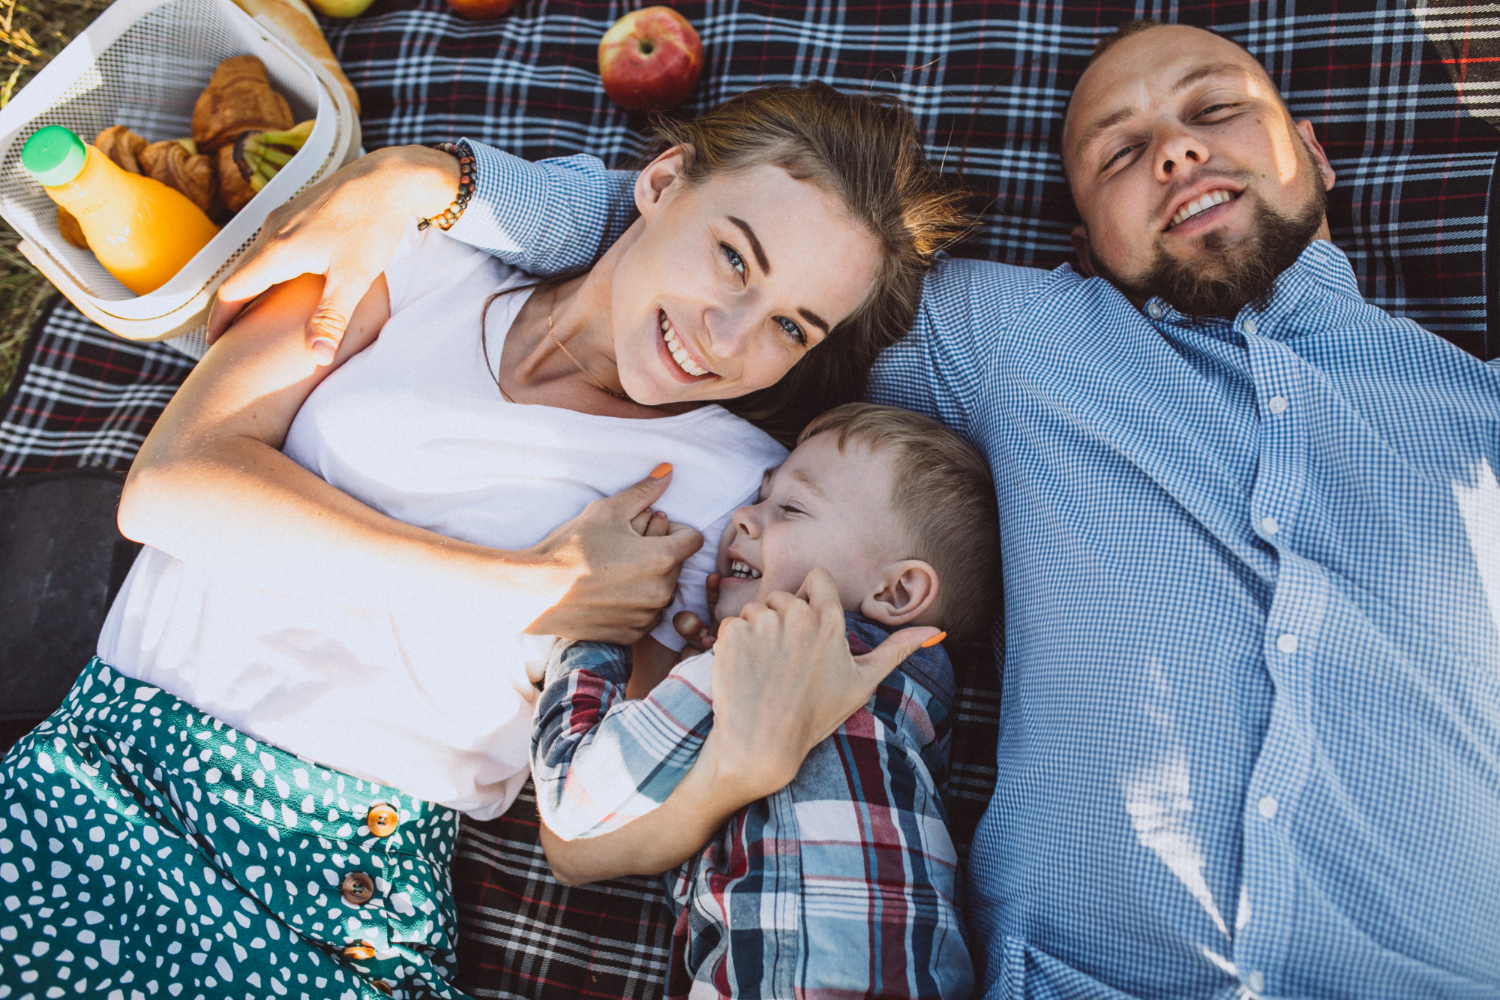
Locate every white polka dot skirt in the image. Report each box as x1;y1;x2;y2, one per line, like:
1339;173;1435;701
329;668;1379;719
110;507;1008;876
0;659;473;1000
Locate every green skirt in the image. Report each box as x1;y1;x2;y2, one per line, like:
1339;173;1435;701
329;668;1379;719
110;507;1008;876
0;658;472;1000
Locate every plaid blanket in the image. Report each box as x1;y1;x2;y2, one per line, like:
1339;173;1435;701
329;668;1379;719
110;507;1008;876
2;1;1497;997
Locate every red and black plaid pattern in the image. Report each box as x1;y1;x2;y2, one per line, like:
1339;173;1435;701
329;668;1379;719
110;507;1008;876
1;1;1496;996
452;782;678;1000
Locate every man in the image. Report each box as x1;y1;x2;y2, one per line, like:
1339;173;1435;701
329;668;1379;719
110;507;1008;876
211;21;1500;999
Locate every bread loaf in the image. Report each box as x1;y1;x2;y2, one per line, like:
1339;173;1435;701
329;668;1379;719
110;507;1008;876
229;0;361;115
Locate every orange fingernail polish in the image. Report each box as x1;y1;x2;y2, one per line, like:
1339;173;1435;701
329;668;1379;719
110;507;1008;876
920;631;947;649
650;463;672;479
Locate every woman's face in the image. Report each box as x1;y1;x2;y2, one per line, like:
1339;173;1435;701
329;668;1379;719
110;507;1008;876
608;151;882;406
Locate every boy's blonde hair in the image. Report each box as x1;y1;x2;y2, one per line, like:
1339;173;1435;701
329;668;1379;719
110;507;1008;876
799;403;1000;649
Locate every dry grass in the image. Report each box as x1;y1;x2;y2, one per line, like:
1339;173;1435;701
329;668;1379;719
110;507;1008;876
0;0;114;397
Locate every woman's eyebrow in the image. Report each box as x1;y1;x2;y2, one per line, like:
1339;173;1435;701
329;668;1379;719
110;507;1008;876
797;309;830;335
728;216;771;274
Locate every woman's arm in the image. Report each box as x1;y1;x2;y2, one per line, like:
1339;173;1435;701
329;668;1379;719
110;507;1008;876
207;143;633;358
121;274;702;643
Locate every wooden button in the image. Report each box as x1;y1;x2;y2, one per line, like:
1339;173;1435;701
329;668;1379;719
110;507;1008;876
372;981;393;995
341;943;376;961
340;871;375;906
366;803;399;838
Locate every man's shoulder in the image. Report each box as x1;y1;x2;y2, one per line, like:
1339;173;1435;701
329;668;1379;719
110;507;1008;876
911;256;1127;357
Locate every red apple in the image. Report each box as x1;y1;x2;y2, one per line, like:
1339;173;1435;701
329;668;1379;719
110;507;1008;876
597;6;703;113
445;0;514;20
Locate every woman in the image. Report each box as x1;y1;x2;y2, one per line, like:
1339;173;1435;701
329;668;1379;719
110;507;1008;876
0;85;965;999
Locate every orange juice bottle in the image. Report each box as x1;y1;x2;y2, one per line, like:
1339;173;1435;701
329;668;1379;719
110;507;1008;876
23;125;219;296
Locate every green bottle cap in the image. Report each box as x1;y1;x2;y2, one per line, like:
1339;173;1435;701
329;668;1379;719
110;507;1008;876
22;125;88;187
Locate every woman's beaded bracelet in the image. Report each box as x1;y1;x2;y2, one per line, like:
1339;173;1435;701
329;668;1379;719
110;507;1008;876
418;140;476;231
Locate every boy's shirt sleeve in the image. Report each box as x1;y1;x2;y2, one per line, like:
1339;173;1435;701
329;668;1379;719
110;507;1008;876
446;142;636;277
531;641;717;840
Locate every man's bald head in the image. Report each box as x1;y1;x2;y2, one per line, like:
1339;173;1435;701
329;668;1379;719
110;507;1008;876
1060;21;1336;318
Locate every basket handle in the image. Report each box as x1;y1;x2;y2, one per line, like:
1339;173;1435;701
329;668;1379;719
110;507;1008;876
19;239;217;342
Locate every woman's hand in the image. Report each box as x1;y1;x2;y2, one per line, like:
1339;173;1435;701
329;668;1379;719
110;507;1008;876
523;467;704;644
206;145;460;361
703;568;943;801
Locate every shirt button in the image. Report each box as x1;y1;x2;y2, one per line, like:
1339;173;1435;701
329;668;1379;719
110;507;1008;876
340;871;375;906
366;803;399;838
1246;970;1266;994
372;981;394;996
342;943;376;961
1268;395;1288;415
1259;516;1280;536
1277;633;1298;655
1242;318;1259;337
1147;301;1163;320
1257;795;1279;819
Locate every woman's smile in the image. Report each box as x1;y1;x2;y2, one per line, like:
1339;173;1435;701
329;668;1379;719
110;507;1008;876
657;308;719;382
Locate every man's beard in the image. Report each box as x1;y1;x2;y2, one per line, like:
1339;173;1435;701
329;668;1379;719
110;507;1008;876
1099;184;1327;321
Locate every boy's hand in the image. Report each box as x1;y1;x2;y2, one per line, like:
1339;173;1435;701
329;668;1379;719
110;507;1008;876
704;568;941;800
672;572;720;660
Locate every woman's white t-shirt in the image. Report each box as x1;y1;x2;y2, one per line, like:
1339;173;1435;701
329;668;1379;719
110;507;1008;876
98;225;787;819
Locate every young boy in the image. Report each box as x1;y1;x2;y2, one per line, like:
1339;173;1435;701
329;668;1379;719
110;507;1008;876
530;403;1000;999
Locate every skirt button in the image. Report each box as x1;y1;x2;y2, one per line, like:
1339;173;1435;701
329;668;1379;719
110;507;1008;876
340;871;375;906
366;803;400;838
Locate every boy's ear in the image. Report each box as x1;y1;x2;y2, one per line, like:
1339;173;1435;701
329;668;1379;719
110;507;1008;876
634;145;689;219
860;560;940;628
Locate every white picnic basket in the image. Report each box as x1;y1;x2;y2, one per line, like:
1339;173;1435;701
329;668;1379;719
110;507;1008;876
0;0;361;356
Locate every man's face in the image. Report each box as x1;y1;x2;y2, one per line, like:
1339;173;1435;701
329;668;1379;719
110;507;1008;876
1063;25;1336;317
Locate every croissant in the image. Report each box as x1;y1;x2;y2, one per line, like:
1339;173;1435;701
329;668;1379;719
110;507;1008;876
140;139;221;221
94;126;147;173
191;55;293;153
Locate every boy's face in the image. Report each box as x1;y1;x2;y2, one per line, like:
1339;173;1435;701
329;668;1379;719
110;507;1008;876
714;431;906;621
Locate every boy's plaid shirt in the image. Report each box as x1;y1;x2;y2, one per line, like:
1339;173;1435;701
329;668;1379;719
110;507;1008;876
531;614;975;999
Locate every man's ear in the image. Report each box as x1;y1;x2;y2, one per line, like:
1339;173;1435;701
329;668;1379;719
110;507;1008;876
1071;225;1097;278
860;560;940;628
634;145;689;219
1295;119;1336;192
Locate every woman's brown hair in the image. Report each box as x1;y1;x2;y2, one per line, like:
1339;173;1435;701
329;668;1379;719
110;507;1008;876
651;83;970;442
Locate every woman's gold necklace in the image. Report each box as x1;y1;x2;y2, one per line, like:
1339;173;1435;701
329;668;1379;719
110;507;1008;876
496;288;630;403
545;288;630;401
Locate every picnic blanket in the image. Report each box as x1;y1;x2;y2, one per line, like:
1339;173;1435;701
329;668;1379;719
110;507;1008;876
1;2;1497;997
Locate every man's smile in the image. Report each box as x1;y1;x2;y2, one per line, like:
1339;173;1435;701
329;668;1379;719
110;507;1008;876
1162;184;1243;232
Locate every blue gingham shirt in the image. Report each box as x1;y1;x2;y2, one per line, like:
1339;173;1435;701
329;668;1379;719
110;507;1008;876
452;142;1500;1000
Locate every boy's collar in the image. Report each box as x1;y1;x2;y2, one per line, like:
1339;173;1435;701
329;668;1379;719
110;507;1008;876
842;612;956;710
